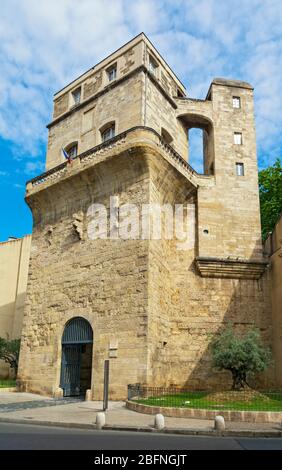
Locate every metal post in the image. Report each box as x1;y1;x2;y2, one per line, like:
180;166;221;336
103;360;110;411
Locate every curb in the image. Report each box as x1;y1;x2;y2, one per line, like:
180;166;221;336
0;417;281;438
0;388;17;393
126;400;282;424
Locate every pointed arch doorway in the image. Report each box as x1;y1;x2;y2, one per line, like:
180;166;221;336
60;317;93;397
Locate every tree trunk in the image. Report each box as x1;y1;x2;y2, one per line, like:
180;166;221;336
231;372;245;390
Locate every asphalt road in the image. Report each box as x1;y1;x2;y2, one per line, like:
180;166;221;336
0;422;282;450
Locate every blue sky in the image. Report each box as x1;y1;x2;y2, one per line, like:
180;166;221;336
0;0;281;241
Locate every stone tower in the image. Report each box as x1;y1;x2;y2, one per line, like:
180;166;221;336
18;33;273;399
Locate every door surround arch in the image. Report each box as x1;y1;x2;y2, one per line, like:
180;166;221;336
60;317;93;397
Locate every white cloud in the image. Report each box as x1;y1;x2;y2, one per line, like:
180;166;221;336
0;0;281;171
0;0;132;158
24;161;45;175
151;0;282;167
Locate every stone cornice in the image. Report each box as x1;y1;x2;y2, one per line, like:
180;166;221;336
26;126;199;194
196;257;269;279
47;65;177;129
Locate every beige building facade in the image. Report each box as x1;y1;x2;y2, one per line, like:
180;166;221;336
0;32;276;399
265;214;282;387
0;235;31;377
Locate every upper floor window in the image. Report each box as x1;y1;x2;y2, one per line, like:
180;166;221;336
63;142;78;161
101;124;115;142
107;64;117;82
149;56;158;76
236;162;244;176
71;87;81;105
232;96;241;108
234;132;242;145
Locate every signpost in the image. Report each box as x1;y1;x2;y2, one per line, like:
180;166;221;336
103;360;110;411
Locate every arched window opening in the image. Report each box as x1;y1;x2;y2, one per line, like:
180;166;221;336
188;127;214;175
64;142;78;160
100;122;115;143
178;113;215;175
188;128;204;173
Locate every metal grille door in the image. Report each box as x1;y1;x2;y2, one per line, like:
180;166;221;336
60;317;93;397
62;317;93;345
60;345;82;397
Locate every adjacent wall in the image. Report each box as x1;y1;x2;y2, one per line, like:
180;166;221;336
0;236;31;377
265;214;282;387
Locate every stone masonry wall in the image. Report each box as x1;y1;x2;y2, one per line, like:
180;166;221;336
144;152;273;390
47;74;144;170
19;138;274;398
145;77;187;158
19;33;276;398
18;152;152;399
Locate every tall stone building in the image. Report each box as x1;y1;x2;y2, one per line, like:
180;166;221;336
17;33;274;399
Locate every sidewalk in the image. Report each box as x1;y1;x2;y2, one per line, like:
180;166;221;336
0;392;281;437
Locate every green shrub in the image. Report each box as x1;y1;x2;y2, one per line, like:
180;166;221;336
0;337;21;375
211;327;271;390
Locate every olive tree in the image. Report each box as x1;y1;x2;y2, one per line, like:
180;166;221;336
0;337;21;376
211;327;271;390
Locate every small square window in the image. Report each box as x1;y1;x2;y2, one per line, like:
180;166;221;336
72;87;81;105
149;56;158;75
234;132;242;145
236;162;244;176
107;65;117;82
233;96;241;108
102;124;115;142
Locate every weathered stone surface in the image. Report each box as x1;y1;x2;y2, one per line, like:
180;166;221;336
53;92;69;119
46;34;186;170
15;33;276;400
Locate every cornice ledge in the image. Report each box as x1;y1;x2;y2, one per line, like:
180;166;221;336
195;256;269;280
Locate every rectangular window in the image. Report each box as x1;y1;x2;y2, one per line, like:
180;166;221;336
232;96;241;108
236;162;244;176
107;65;117;82
72;87;81;105
149;56;158;75
234;132;242;145
102;125;115;142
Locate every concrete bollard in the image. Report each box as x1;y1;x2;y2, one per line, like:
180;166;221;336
214;415;225;431
53;387;64;399
85;389;92;401
154;413;165;430
96;412;106;430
